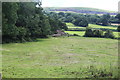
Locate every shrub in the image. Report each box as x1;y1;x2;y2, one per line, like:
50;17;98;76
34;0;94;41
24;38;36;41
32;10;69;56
93;29;103;37
84;27;94;37
104;30;115;39
117;26;120;32
73;34;79;36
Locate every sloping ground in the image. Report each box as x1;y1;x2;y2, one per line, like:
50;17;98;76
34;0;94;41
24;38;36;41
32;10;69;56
2;37;118;78
43;7;117;15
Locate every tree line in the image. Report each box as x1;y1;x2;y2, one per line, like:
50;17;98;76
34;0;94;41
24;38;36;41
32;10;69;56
49;12;120;27
2;2;68;43
2;2;120;43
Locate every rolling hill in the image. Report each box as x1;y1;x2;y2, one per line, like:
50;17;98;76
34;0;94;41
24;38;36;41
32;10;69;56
43;7;117;15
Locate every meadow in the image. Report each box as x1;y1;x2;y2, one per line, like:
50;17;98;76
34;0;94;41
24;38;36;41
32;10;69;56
2;3;119;79
0;44;2;74
2;37;118;78
66;23;119;38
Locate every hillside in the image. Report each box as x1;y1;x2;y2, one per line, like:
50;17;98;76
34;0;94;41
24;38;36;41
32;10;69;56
43;7;117;15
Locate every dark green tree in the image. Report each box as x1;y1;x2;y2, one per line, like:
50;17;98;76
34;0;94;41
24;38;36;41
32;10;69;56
115;13;120;20
2;2;19;42
93;29;103;37
117;26;120;32
104;30;115;39
101;14;111;26
84;27;93;37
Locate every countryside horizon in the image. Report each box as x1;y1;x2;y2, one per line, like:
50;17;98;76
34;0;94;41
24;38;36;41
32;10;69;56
1;1;120;79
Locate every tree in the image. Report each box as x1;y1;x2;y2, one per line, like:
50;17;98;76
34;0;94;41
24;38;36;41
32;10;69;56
101;14;111;26
2;2;19;42
65;16;74;22
93;29;103;37
2;2;68;43
117;26;120;32
73;16;88;27
104;30;115;39
58;12;65;17
84;27;93;37
115;13;120;20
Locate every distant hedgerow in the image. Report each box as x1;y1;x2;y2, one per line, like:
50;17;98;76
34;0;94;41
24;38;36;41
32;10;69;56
84;27;115;39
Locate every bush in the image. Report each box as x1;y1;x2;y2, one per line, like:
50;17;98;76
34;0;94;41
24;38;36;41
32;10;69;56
73;34;79;36
93;29;103;37
104;30;115;39
117;26;120;32
84;27;115;39
84;27;93;37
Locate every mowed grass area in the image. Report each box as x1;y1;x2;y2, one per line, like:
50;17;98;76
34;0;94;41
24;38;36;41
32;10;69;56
65;31;85;36
65;31;119;38
67;23;117;30
89;24;117;30
0;44;2;73
2;37;118;78
66;23;119;38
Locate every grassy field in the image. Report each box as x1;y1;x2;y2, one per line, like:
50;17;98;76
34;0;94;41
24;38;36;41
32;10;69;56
2;37;118;78
67;23;117;30
89;24;117;30
66;23;119;38
0;44;2;74
65;31;119;38
66;23;86;29
65;31;85;36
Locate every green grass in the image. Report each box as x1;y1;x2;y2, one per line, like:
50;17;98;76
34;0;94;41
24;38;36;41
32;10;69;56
2;37;118;78
66;23;119;38
66;23;86;29
66;31;120;38
66;23;117;30
65;31;85;36
113;32;120;38
89;24;117;30
0;44;2;73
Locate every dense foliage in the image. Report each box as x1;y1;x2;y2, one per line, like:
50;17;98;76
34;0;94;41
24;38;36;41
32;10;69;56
52;12;119;27
117;26;120;32
84;27;115;39
2;2;68;43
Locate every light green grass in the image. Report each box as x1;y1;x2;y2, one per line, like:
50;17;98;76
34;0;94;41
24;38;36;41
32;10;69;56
113;32;120;38
2;37;118;78
89;24;117;30
0;44;2;74
65;31;120;38
66;23;119;38
66;23;86;29
66;23;117;30
65;31;85;36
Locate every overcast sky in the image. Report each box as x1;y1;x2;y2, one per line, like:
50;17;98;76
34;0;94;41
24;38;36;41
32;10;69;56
38;0;120;11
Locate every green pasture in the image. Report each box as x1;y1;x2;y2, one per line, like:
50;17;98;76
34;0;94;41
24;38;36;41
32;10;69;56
66;23;117;30
2;37;118;78
66;23;119;38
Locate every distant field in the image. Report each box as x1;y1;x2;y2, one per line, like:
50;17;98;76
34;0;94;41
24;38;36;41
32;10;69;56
2;37;118;78
65;31;85;36
66;31;119;38
67;23;117;30
66;23;119;38
89;24;117;30
66;23;86;29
